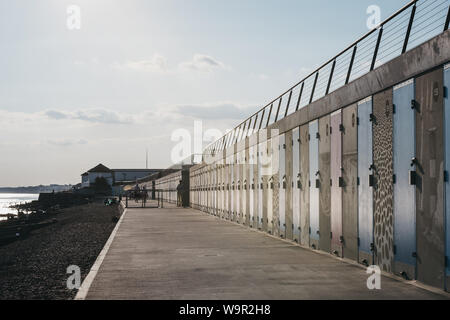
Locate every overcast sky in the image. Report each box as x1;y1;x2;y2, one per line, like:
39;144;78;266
0;0;406;186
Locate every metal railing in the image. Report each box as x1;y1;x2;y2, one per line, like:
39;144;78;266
203;0;450;157
124;190;164;208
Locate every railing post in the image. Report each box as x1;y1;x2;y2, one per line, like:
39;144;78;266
309;72;319;104
402;2;416;54
258;109;265;130
231;129;236;145
266;103;273;128
238;122;245;141
295;82;304;111
284;90;293;117
371;26;383;71
235;124;243;143
346;45;357;84
223;134;228;149
253;114;259;132
325;60;336;95
234;127;240;144
239;122;246;141
225;132;232;148
245;118;252;137
221;136;226;150
274;97;282;122
227;131;232;148
445;4;450;31
237;125;243;143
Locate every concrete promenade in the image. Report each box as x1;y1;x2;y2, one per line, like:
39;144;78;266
84;206;448;299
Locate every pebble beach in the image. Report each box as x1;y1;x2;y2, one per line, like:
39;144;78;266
0;202;120;300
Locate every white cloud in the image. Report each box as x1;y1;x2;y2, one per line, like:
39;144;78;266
47;139;88;147
44;110;68;120
73;109;133;124
179;54;226;72
0;100;255;132
113;53;228;75
44;108;134;124
114;54;169;73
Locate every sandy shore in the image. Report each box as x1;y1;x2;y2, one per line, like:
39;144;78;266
0;201;120;300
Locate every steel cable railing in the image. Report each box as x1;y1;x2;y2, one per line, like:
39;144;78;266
203;0;450;158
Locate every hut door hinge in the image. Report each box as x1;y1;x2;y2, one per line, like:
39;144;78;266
411;99;419;113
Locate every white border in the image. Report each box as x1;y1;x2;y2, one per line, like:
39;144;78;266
394;78;414;90
331;109;342;116
74;206;128;300
358;96;372;105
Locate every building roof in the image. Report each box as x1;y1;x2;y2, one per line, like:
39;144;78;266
81;172;88;176
87;163;112;173
112;169;161;172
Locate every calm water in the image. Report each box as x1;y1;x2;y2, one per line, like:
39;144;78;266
0;193;39;219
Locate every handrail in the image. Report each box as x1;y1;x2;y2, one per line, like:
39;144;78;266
202;0;449;156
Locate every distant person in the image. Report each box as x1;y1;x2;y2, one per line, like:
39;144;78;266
134;184;140;202
176;180;183;207
142;186;147;202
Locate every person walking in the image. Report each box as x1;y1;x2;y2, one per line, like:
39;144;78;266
134;184;140;203
176;180;183;207
142;185;147;207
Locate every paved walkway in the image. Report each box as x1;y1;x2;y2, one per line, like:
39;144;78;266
84;206;448;299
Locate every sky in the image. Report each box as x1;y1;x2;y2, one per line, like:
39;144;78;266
0;0;408;186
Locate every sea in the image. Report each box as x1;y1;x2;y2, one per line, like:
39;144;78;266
0;193;39;220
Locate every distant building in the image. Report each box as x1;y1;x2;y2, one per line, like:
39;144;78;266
81;172;89;188
81;163;160;193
